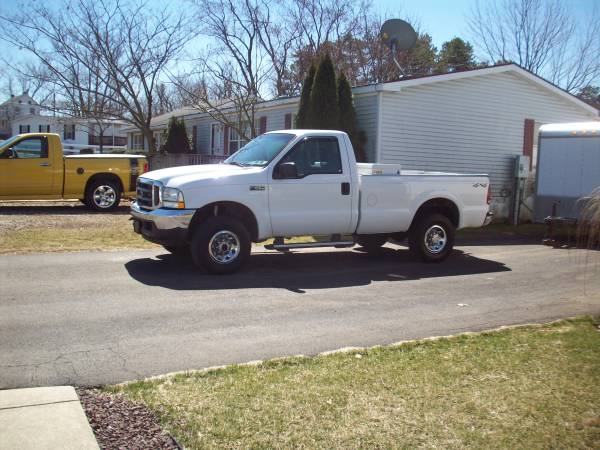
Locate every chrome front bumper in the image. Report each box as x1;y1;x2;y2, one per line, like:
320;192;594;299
483;211;494;226
130;201;195;230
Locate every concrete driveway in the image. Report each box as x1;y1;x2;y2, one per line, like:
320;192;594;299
1;241;599;389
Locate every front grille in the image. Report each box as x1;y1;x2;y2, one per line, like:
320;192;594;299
137;179;160;210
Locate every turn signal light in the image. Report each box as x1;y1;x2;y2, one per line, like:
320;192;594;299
486;185;492;205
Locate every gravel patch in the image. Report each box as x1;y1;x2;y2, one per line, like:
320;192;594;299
77;388;180;450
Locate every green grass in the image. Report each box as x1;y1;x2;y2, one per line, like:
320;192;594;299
110;317;600;449
0;226;156;254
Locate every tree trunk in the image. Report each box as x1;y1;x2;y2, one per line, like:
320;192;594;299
142;128;157;153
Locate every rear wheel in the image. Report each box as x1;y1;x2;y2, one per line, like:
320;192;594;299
408;213;455;262
190;216;251;274
355;234;388;252
85;179;121;211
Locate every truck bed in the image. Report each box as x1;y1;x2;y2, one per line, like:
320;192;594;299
356;164;489;234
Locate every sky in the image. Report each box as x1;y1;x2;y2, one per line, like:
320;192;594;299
0;0;598;93
1;0;597;59
1;0;597;49
375;0;598;55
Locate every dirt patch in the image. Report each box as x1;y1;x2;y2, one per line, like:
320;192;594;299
77;388;180;450
0;200;132;231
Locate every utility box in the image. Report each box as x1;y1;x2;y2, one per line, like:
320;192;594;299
356;163;402;176
534;122;600;222
514;155;530;179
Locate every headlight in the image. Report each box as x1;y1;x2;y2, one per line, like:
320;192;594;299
162;187;185;209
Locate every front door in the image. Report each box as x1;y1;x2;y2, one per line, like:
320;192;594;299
269;136;352;236
0;136;57;198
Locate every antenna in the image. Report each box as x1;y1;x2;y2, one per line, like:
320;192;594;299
380;19;417;77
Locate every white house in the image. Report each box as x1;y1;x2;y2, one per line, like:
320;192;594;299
0;93;42;139
11;114;127;150
125;64;598;218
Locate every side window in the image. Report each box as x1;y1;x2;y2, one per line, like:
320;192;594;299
279;137;342;177
10;137;48;159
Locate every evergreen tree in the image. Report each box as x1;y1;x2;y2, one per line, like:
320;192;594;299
295;63;316;128
162;116;191;154
337;72;365;161
436;38;476;73
308;54;339;130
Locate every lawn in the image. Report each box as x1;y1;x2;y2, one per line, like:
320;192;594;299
0;201;156;254
111;317;600;449
1;200;545;254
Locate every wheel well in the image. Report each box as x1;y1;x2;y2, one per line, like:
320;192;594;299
410;198;459;230
189;201;259;241
85;173;124;195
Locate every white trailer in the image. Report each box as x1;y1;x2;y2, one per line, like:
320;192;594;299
534;122;600;223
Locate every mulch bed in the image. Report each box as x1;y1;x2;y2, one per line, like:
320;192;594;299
76;388;180;450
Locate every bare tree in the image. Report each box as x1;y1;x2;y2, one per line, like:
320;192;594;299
0;0;193;152
469;0;600;93
176;0;274;142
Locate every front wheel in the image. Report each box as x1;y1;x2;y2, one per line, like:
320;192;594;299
408;213;455;262
190;216;251;274
85;179;121;211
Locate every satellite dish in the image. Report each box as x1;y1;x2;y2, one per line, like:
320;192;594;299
380;19;417;76
381;19;417;51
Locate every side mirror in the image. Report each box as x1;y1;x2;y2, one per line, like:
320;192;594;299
274;162;298;179
0;148;16;159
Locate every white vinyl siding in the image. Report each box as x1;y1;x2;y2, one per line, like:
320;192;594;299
354;93;378;162
378;71;596;216
262;105;297;132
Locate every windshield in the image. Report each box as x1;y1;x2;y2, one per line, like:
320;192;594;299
224;133;294;167
0;135;22;149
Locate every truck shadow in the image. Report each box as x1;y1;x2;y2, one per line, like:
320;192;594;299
124;247;511;293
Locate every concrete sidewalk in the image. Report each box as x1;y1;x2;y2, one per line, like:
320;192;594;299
0;386;99;450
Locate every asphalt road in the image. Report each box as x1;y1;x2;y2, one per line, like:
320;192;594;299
1;241;599;389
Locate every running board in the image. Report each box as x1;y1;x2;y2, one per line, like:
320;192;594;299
265;241;355;251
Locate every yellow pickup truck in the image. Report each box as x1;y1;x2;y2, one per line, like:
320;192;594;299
0;133;147;211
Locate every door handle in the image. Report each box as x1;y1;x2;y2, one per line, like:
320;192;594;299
341;182;350;195
39;162;51;167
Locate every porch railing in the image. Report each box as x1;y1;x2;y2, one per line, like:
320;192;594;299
147;153;227;170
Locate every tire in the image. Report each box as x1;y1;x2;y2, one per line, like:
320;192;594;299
408;213;455;262
163;245;190;258
355;234;388;252
190;216;251;274
85;179;121;211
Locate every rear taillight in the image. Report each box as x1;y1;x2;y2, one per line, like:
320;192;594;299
486;185;492;205
143;161;148;173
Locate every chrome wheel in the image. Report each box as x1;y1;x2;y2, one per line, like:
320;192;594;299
93;185;116;208
208;230;240;264
424;225;447;254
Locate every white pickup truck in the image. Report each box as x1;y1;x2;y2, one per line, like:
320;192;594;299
131;130;492;273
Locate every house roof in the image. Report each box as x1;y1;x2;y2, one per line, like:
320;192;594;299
0;93;39;107
352;63;599;115
124;63;598;133
122;98;244;133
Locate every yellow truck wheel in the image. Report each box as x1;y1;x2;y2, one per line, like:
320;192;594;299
85;179;121;212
